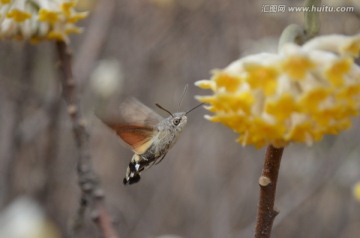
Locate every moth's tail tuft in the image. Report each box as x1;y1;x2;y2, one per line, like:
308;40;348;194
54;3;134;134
123;174;141;185
123;160;141;185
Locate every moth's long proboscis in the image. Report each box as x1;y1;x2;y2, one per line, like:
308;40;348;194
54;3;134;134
186;103;204;115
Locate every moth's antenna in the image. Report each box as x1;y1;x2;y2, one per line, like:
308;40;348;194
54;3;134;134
186;103;204;115
156;103;174;117
177;84;188;111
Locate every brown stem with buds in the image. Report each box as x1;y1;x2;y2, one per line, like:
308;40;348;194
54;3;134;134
254;145;284;238
55;41;119;238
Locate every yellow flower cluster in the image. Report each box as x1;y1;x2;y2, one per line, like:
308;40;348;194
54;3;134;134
196;34;360;148
0;0;87;43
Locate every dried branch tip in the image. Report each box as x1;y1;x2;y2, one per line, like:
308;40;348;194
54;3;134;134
259;176;271;187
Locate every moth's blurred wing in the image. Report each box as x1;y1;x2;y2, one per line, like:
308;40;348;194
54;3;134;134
97;98;162;154
118;97;163;126
105;123;157;154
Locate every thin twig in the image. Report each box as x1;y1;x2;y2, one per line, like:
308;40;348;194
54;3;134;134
254;145;284;238
55;41;119;238
304;0;321;40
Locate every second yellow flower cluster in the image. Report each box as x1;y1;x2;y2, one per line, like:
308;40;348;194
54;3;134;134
0;0;87;43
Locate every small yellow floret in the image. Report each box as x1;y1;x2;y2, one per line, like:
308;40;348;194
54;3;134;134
195;80;215;90
66;26;82;34
67;12;88;23
299;88;331;113
326;58;352;87
214;72;241;93
38;9;60;24
47;31;66;41
265;93;298;121
6;9;31;22
245;64;278;96
342;38;360;57
282;55;314;80
61;2;76;16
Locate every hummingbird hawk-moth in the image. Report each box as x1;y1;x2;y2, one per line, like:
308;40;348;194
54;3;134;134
97;96;203;185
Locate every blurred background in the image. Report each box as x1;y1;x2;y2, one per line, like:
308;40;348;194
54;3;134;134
0;0;360;237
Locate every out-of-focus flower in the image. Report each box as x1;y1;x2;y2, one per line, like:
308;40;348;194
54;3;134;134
0;0;88;43
0;197;60;238
353;181;360;201
90;59;123;99
196;34;360;148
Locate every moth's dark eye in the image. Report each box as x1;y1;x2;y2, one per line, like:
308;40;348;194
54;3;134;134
173;118;181;126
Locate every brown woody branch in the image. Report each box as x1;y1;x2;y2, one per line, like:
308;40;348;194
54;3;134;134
55;41;119;238
254;145;284;238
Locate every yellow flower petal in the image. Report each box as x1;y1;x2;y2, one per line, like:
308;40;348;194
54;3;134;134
325;58;352;87
6;9;31;22
67;12;88;23
245;64;278;96
237;133;267;148
337;84;360;100
61;2;76;16
299;87;331;113
342;37;360;57
211;113;249;132
282;55;314;80
38;9;60;24
265;93;298;121
65;25;82;34
286;120;313;143
195;80;216;90
47;31;66;41
213;72;242;93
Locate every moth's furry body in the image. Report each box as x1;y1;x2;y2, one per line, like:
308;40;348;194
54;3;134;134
126;113;187;184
